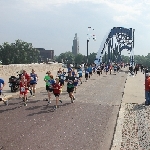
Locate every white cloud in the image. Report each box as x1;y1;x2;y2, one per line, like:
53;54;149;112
113;14;135;24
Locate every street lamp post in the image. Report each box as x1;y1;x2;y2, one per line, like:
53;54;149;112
87;39;89;64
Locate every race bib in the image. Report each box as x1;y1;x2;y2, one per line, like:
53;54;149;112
21;87;25;92
31;77;34;80
61;76;64;79
68;80;73;84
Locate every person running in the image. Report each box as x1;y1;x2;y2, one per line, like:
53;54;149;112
0;78;5;96
65;70;75;103
88;65;93;78
72;68;76;77
114;64;117;73
52;77;62;109
101;63;104;74
104;64;109;75
117;64;120;73
23;70;32;95
20;75;28;106
96;66;101;76
0;78;7;105
68;65;72;74
74;74;79;93
77;66;83;84
109;64;112;74
85;66;89;81
30;69;38;97
44;71;55;105
58;71;65;93
93;65;96;74
57;68;61;76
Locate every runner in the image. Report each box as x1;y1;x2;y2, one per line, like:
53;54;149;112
30;69;38;97
52;77;62;109
0;78;5;96
114;64;117;73
105;64;109;75
0;78;7;105
96;66;101;76
57;68;61;76
58;71;65;93
72;68;76;77
74;74;79;93
68;65;72;74
109;64;112;74
44;71;55;105
77;66;83;84
101;63;104;74
20;75;28;106
93;65;96;74
88;65;93;78
117;64;120;73
23;70;32;96
85;66;89;81
65;70;75;103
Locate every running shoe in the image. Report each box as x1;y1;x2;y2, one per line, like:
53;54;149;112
45;98;48;101
54;105;57;110
71;97;74;103
47;100;51;105
73;97;75;100
59;99;62;103
33;95;35;97
24;103;27;106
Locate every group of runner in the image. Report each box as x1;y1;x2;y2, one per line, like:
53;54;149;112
0;62;123;109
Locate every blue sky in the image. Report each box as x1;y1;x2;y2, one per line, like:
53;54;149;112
0;0;150;56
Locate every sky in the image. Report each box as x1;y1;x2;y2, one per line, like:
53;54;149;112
0;0;150;56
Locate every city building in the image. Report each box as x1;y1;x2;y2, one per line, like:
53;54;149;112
72;33;79;55
36;48;54;62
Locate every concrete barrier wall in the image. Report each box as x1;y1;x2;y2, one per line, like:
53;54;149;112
0;63;62;76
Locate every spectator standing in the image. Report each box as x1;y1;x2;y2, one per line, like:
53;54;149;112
141;65;144;72
145;73;150;105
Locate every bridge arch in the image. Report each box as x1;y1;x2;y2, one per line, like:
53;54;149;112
94;27;135;66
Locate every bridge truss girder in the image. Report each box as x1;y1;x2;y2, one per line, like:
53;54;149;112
95;27;135;66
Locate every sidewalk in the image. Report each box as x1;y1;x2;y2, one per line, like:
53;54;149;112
111;71;150;150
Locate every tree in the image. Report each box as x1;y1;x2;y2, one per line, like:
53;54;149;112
74;53;84;64
0;39;40;65
56;51;75;64
88;52;97;64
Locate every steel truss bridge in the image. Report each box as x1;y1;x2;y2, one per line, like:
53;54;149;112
94;27;135;66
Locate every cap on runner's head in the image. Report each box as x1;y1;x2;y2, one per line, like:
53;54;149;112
46;71;51;74
146;73;149;77
55;77;59;80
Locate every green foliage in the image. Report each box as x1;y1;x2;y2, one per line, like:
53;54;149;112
55;51;94;65
0;39;40;65
55;51;150;67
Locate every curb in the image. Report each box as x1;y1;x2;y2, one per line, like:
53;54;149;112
110;72;128;150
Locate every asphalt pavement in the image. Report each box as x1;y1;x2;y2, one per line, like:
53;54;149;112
0;69;127;150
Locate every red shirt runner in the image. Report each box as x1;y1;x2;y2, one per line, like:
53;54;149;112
53;83;61;94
